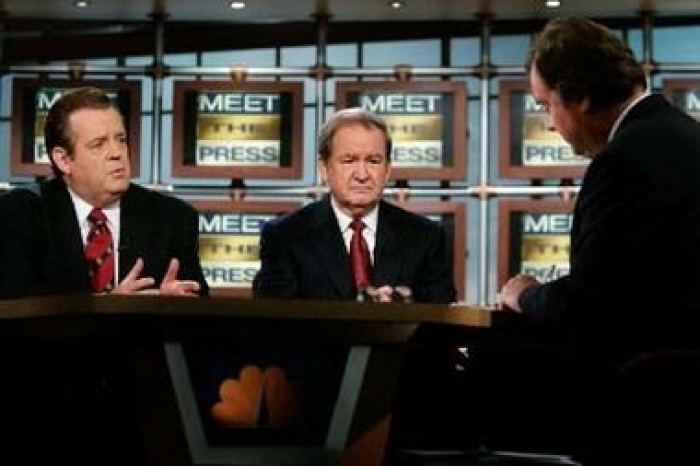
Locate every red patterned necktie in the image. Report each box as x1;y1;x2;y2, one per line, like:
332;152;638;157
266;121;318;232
349;218;372;290
85;208;115;292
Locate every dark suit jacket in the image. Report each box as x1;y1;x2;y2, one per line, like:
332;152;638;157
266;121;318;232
0;177;209;298
519;94;700;356
0;178;210;463
253;196;456;303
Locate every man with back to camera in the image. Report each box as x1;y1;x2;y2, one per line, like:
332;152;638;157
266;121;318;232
0;86;210;463
496;17;700;464
253;106;457;304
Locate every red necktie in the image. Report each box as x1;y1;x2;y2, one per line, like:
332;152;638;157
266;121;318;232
349;218;372;290
85;208;115;292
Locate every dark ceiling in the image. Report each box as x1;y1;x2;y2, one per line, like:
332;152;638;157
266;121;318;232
1;0;698;63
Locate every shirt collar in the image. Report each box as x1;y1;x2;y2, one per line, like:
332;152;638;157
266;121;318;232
68;188;120;227
608;90;651;142
330;197;379;234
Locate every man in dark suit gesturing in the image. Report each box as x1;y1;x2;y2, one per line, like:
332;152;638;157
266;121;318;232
253;107;456;304
0;86;209;463
0;86;208;299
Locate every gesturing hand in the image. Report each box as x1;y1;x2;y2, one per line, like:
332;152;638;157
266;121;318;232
158;258;201;297
111;257;201;296
111;257;155;294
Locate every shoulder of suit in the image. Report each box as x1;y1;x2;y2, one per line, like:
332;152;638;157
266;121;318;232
0;184;41;210
124;182;197;212
266;200;323;231
3;183;41;200
380;200;437;229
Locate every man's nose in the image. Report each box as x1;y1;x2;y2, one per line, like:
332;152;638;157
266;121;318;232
109;140;126;158
543;114;555;131
355;161;370;177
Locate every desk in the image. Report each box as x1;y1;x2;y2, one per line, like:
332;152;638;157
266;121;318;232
0;294;491;465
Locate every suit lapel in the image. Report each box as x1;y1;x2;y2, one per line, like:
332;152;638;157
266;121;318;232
41;179;91;288
372;201;402;286
308;198;355;297
117;185;153;280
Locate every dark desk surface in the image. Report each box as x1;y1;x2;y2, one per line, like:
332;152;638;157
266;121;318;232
0;293;492;324
0;293;493;343
0;294;495;466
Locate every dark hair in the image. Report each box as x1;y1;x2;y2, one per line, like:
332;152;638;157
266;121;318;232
44;86;120;176
526;17;647;113
317;107;393;162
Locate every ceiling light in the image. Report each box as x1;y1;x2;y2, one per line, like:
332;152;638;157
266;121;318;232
546;0;561;7
73;0;91;8
388;1;405;10
229;1;247;9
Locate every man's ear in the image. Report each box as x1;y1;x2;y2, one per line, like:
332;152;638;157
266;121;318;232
579;96;592;115
384;162;392;184
51;147;71;175
317;158;327;184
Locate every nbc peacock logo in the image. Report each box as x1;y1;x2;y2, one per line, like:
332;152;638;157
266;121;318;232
210;364;300;428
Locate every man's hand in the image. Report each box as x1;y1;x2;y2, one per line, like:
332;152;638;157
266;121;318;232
365;285;413;303
498;273;540;312
111;257;201;296
112;258;156;294
158;258;201;296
